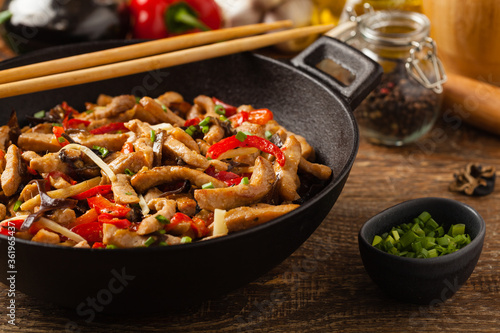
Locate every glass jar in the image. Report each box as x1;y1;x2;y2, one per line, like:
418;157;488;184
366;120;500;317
334;9;446;146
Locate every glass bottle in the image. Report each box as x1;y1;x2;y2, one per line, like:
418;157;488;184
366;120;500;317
335;8;446;146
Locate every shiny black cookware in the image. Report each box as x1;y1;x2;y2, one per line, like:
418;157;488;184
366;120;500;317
0;37;381;312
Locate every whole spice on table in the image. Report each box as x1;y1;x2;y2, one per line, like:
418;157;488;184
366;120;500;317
449;163;496;196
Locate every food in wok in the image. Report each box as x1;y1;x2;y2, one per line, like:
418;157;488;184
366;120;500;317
0;92;332;248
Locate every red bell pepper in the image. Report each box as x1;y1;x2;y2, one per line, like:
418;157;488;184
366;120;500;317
46;171;77;186
121;142;134;154
90;122;128;135
61;101;79;116
71;222;103;244
130;0;222;39
229;108;274;127
52;126;69;147
212;97;237;117
92;242;106;249
206;133;286;166
87;194;131;218
184;117;200;127
0;219;24;236
163;212;208;238
72;185;113;200
98;214;132;229
205;165;244;187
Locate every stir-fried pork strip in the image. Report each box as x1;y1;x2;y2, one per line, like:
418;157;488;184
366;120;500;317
157;91;184;106
18;132;62;152
274;135;302;202
1;145;22;197
0;204;6;220
70;132;129;152
92;95;136;119
108;152;149;174
131;166;226;193
140;97;185;126
31;229;60;244
103;224;148;248
194;156;275;211
0;125;9;150
29;152;69;174
299;157;332;180
169;127;200;153
225;203;300;232
137;198;176;235
112;174;140;205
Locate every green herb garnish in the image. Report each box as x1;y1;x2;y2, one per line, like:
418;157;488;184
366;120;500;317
13;200;22;212
92;145;109;158
181;236;192;244
372;211;471;258
235;131;247;142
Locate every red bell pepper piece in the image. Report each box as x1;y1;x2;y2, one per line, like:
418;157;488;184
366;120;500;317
92;242;106;249
163;212;208;239
0;219;24;236
212;97;237;117
90;122;128;135
64;118;91;129
130;0;222;39
121;142;134;154
191;216;209;238
46;171;77;186
73;208;99;227
71;222;103;244
61;101;79;116
98;214;132;229
228;109;274;127
184;117;200;127
206;134;286;166
87;194;131;218
205;166;243;186
52;126;69;147
72;185;113;200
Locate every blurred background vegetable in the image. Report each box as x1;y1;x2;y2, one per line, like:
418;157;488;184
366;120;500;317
130;0;222;39
0;0;130;54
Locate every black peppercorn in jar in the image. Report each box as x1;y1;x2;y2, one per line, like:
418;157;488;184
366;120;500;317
331;8;446;146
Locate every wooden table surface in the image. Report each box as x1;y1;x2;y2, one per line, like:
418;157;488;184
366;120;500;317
0;38;499;332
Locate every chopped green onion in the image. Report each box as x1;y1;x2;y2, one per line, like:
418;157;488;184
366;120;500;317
58;137;66;143
92;145;109;158
106;244;118;250
214;105;226;115
53;123;62;127
85;109;94;114
13;200;22;212
125;192;133;195
34;110;46;119
159;241;168;246
144;236;155;247
161;104;167;112
155;215;169;224
219;115;228;121
185;126;196;136
241;177;249;185
202;182;214;189
265;130;273;140
158;229;166;234
135;96;141;104
150;130;156;143
235;131;247;142
124;168;135;176
201;125;209;134
372;211;471;258
199;116;211;127
181;236;192;244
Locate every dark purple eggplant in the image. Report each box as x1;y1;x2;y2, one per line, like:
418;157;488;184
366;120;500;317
0;0;129;54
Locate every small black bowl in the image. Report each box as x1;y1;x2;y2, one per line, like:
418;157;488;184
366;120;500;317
358;197;485;305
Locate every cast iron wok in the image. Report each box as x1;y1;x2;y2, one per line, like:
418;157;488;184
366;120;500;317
0;37;381;312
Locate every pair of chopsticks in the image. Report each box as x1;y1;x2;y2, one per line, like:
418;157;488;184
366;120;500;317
0;21;335;99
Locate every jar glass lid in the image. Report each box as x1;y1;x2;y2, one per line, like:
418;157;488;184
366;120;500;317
359;10;430;47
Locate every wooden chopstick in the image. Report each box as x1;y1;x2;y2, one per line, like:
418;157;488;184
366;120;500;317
0;24;334;99
0;20;293;85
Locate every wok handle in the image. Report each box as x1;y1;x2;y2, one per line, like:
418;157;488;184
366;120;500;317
291;36;383;110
